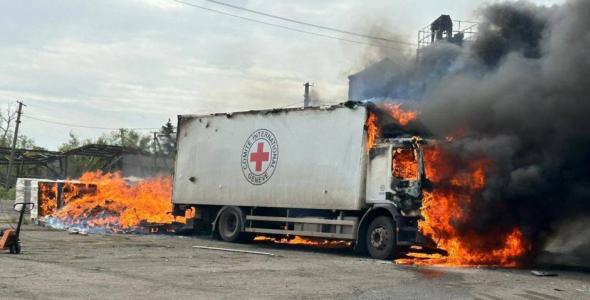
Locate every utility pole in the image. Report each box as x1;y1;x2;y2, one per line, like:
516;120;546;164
152;132;158;154
303;82;313;108
119;128;125;148
5;101;25;188
152;131;158;170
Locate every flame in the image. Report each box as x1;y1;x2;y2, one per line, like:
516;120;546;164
39;183;58;217
381;103;418;126
363;103;526;266
45;171;188;232
184;206;196;219
397;145;529;267
366;113;378;150
254;235;352;248
392;148;418;180
394;246;446;265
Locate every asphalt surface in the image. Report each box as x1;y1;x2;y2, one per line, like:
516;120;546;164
1;224;590;300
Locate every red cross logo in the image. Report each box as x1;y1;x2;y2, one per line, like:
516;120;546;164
242;129;278;185
250;142;270;172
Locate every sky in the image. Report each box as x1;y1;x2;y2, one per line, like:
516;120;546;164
0;0;564;150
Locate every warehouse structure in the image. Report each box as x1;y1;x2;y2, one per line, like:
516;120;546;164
0;144;172;187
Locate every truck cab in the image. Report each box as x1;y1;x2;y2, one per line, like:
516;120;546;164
367;137;426;215
360;137;428;259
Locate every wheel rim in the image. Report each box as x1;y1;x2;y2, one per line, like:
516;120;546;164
222;213;239;237
370;226;389;250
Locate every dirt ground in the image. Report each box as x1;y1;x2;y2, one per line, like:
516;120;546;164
0;223;588;300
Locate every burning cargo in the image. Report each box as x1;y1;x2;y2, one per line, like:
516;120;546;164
18;172;193;233
15;178;97;222
172;102;430;259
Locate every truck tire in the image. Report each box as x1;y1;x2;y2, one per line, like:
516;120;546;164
217;207;253;243
366;216;397;260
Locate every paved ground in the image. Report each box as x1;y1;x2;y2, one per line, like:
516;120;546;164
1;224;589;300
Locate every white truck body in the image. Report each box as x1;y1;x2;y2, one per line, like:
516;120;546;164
173;105;369;210
172;102;429;259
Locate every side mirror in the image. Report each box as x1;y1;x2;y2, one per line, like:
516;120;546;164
13;202;35;212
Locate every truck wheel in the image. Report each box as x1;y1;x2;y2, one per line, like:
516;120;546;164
366;216;397;260
217;207;253;243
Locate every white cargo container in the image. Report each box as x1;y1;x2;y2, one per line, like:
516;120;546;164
14;178;40;221
15;178;96;222
172;102;429;259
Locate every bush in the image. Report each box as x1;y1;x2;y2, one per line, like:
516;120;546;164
0;186;16;200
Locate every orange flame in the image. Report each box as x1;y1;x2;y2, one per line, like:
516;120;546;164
392;148;418;180
382;103;418;126
39;183;58;217
366;103;526;266
49;171;187;231
366;113;379;150
254;236;352;248
398;145;529;267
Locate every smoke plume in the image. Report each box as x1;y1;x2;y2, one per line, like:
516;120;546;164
363;0;590;264
419;0;590;264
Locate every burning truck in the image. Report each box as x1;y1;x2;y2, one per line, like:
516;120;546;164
24;100;527;265
13;0;587;268
171;101;434;259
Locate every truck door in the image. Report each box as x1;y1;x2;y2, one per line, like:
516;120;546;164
390;140;424;216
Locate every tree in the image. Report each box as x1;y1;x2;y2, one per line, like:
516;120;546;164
0;104;38;149
58;132;100;178
96;129;152;152
0;105;17;147
17;135;36;149
53;119;175;178
158;119;176;156
59;132;82;152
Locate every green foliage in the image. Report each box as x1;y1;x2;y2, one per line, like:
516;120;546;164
158;119;176;155
59;132;81;152
17;135;36;149
56;119;176;178
0;186;15;200
96;129;152;152
57;132;101;178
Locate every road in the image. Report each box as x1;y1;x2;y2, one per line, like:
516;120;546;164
1;225;589;299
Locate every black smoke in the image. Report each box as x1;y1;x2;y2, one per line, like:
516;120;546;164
473;2;550;66
415;0;590;265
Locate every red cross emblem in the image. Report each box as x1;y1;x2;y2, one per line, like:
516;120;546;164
241;129;279;185
250;142;270;172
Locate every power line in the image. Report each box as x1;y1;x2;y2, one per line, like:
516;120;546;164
22;114;159;131
199;0;415;46
171;0;408;50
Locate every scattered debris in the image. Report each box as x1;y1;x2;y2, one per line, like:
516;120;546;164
531;270;558;277
192;245;275;256
68;227;88;235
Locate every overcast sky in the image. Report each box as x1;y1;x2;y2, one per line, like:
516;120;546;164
0;0;563;150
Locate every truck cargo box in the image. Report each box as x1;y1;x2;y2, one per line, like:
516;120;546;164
173;104;369;210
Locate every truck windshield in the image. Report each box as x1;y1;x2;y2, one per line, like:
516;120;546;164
392;148;418;180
